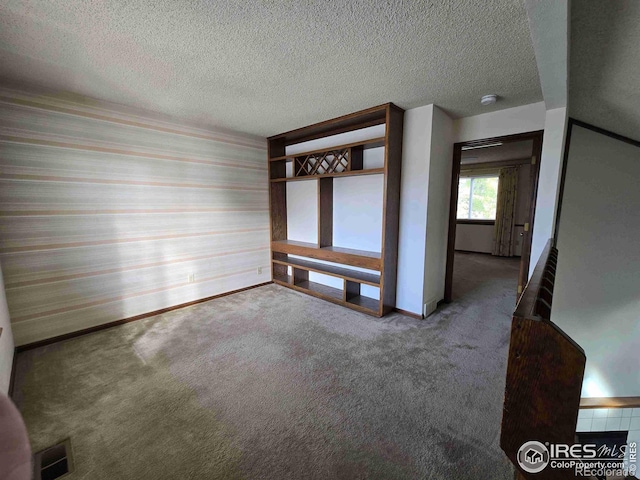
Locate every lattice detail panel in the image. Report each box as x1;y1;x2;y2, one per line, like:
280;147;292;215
294;148;350;177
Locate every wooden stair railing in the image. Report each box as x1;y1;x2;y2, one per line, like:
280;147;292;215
500;239;586;479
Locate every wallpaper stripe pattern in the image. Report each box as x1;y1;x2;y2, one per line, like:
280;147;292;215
0;89;270;345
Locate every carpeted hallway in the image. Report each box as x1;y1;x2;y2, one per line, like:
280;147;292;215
13;253;520;479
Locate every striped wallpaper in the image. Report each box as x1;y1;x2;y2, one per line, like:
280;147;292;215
0;88;270;346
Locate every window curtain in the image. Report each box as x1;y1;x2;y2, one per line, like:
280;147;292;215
492;166;519;256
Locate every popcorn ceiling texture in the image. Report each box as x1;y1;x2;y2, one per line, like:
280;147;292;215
570;0;640;142
0;0;542;136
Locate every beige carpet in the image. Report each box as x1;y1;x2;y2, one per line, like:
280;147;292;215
13;253;520;479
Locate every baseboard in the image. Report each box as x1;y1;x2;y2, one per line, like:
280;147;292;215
16;281;273;353
579;396;640;409
393;307;423;320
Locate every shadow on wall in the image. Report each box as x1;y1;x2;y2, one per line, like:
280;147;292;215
0;87;269;347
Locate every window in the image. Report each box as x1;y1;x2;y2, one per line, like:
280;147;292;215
457;175;499;220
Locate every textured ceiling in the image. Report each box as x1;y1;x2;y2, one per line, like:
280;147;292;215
570;1;640;141
461;140;533;164
0;0;542;137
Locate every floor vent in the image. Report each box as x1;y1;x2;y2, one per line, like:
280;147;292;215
33;439;73;480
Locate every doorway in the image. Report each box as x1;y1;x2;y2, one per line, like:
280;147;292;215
444;131;543;303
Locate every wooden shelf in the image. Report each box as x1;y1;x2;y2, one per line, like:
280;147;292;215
268;104;390;145
271;240;380;270
270;168;384;183
268;103;403;317
294;280;343;301
346;295;380;312
273;256;380;286
273;273;292;285
274;278;380;315
269;137;385;162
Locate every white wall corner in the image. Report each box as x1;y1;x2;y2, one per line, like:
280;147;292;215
396;104;434;315
453;102;546;143
523;0;569;109
423;106;454;307
530;107;568;277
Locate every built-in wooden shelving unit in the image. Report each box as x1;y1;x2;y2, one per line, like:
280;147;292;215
268;103;404;317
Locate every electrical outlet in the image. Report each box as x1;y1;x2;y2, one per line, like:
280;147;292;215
257;267;263;275
188;273;195;283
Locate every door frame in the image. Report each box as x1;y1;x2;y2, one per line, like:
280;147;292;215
444;130;544;303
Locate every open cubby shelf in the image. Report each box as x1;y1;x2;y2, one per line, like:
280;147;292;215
268;103;404;317
346;295;380;311
271;240;380;270
273;255;379;286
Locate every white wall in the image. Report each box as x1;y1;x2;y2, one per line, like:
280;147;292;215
453;102;546;143
530;107;568;275
554;125;640;398
423;107;454;315
286;181;318;244
455;224;494;253
333;175;383;253
396;105;433;314
0;265;14;394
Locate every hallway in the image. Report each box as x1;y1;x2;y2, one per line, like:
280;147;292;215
450;252;521;305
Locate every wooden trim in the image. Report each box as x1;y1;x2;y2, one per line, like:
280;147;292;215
269;137;385;161
15;281;273;352
444;145;462;303
8;348;18;398
460;157;532;169
393;307;423;320
554;119;573;244
268;104;402;317
274;279;379;316
501;241;586;478
271;240;381;270
456;219;495;226
517;134;543;295
571;118;640;148
580;397;640;409
458;130;544;148
269;168;384;183
318;178;333;248
272;257;380;286
267;103;389;145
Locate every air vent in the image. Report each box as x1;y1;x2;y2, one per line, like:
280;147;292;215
33;439;73;480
